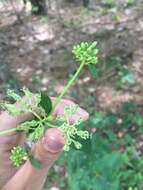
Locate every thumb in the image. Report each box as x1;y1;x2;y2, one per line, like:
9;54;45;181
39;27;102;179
31;128;65;168
3;128;65;190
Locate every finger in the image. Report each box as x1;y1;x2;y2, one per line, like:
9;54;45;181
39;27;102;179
0;95;38;188
3;128;64;190
31;128;64;164
0;111;33;131
0;95;38;131
0;97;88;133
0;112;34;188
0;111;33;150
0;95;38;150
53;99;89;123
0;95;55;188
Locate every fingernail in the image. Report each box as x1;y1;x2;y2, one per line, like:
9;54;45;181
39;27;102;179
42;128;64;153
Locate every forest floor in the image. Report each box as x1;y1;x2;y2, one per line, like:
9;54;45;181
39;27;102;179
0;1;143;110
0;1;143;189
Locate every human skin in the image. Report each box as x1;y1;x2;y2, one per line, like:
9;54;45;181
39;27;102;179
0;98;89;190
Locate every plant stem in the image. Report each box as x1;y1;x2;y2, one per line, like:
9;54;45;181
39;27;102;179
0;123;30;136
45;122;58;128
52;62;85;111
31;110;42;120
42;115;53;123
0;127;18;136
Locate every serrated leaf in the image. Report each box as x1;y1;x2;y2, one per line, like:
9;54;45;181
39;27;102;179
88;64;97;78
29;126;45;141
39;92;52;115
29;155;41;169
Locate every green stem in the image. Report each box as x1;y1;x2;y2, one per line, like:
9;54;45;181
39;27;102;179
31;110;42;120
0;127;18;136
52;62;85;112
41;115;53;123
45;122;58;128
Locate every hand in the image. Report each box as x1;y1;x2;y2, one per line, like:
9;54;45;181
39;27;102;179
0;98;89;190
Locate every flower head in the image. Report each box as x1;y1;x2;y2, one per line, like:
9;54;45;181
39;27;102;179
10;146;27;167
72;41;98;65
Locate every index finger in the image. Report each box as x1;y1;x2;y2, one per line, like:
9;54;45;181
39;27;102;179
53;98;89;123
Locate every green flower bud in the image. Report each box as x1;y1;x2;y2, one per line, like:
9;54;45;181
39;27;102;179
10;146;27;167
72;41;98;65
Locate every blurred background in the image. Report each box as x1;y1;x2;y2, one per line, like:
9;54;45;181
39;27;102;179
0;0;143;189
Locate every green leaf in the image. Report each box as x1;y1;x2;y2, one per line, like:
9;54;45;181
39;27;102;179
39;92;52;115
124;134;133;145
119;67;135;85
88;64;97;78
90;112;105;126
104;129;117;142
133;112;143;126
121;73;135;84
29;126;45;141
29;155;41;169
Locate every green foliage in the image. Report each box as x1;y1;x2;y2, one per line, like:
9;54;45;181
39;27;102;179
4;88;89;166
55;104;89;151
93;55;136;89
63;136;125;190
56;101;143;190
1;87;41;116
121;147;143;190
118;65;135;87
